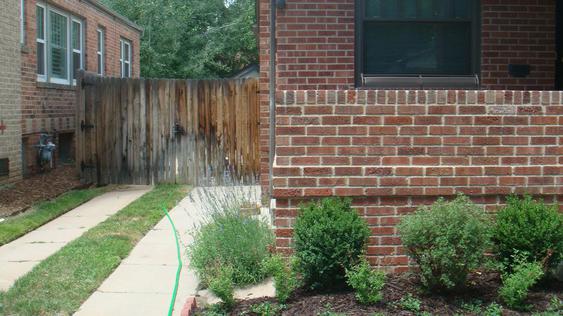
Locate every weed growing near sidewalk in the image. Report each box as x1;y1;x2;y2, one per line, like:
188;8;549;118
0;186;109;246
0;184;188;316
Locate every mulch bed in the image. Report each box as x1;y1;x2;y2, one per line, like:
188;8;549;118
0;165;86;217
213;272;562;316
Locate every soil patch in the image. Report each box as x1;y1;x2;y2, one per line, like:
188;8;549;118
0;165;84;217
203;272;562;315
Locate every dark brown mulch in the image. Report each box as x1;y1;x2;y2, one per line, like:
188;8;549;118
0;165;85;217
211;272;562;316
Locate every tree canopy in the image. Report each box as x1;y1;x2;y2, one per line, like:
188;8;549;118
101;0;257;79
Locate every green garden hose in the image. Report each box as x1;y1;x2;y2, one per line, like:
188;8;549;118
162;206;183;316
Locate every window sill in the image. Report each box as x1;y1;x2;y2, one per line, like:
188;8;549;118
36;81;77;91
361;75;480;90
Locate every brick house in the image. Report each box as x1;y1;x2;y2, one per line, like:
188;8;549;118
18;0;141;175
0;0;23;185
258;0;563;271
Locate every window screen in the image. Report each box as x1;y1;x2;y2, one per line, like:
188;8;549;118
359;0;479;78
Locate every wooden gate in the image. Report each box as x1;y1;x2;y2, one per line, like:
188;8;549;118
75;71;260;185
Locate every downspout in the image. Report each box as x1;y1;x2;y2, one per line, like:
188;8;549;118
268;0;277;196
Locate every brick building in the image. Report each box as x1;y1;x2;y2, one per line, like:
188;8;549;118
0;0;23;185
19;0;141;174
258;0;563;271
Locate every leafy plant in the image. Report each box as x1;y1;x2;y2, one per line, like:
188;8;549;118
189;208;274;286
345;258;386;305
494;195;563;269
398;194;492;291
460;299;483;314
208;266;235;308
499;256;544;310
398;294;421;312
249;302;285;316
483;302;503;316
262;255;300;303
293;197;370;290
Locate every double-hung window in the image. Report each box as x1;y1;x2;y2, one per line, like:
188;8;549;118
97;28;105;75
356;0;480;87
120;39;132;78
36;3;84;85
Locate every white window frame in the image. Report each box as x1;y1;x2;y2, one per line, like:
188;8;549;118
36;3;47;82
120;39;132;78
36;2;84;86
97;28;105;76
71;18;83;85
47;7;70;85
20;0;25;45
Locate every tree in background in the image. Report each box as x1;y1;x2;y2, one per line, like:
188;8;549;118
101;0;257;78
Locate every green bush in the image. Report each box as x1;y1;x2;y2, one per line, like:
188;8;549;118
189;210;274;286
345;258;386;305
262;255;300;303
494;195;563;269
397;294;421;312
499;256;544;310
293;197;370;290
208;266;235;308
398;195;492;291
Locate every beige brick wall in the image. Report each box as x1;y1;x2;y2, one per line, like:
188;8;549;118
0;0;23;184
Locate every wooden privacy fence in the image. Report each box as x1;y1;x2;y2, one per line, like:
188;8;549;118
76;71;260;186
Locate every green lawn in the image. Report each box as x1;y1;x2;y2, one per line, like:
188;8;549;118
0;184;189;316
0;187;110;246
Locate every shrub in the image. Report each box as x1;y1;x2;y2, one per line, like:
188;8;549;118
345;258;386;305
293;197;370;290
494;195;563;269
398;194;492;291
483;302;503;316
208;266;235;308
262;255;300;303
189;209;274;286
499;257;544;310
398;294;421;312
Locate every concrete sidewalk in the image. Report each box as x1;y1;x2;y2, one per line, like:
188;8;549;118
74;186;263;316
0;186;151;291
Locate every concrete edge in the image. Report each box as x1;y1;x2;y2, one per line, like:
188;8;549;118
181;296;198;316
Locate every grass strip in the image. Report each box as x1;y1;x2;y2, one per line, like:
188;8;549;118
0;184;189;316
0;186;110;246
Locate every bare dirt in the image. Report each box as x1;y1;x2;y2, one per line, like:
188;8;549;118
0;165;85;217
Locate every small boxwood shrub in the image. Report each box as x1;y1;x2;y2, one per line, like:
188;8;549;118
494;195;563;269
398;195;492;291
345;258;386;305
293;197;370;290
189;210;274;287
262;255;300;303
499;257;544;310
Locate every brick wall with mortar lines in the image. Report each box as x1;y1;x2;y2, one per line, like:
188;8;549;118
272;89;562;271
20;0;141;173
0;0;23;184
258;0;557;191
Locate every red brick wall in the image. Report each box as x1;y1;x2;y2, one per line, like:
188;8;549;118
272;89;562;271
21;0;141;173
258;0;557;203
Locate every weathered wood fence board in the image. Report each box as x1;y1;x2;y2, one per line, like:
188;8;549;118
76;72;260;186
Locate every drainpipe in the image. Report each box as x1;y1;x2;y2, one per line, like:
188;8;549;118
268;0;277;196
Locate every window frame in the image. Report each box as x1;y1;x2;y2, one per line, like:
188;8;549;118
71;18;83;85
354;0;481;88
47;6;70;85
120;39;132;78
20;0;25;45
36;2;84;86
36;3;47;82
97;28;105;76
